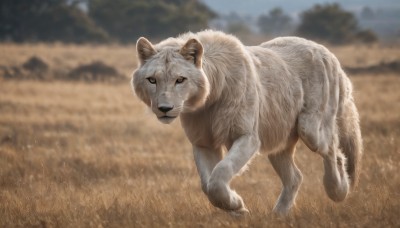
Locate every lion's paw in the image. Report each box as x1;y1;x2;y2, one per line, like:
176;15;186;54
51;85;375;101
228;206;250;217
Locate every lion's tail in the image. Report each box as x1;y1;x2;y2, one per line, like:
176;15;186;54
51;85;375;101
337;77;363;189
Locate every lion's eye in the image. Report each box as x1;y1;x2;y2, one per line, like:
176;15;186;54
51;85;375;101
147;77;156;84
176;77;186;84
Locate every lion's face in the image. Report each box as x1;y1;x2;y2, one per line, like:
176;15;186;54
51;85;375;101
132;37;210;124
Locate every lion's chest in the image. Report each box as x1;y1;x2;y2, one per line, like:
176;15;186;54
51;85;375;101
180;109;236;149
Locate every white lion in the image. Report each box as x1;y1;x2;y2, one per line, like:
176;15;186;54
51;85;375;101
131;30;362;215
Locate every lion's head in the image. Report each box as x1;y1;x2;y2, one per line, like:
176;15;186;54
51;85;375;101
131;37;210;124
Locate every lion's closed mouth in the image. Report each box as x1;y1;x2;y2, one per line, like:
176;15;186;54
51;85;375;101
158;115;177;124
159;116;176;119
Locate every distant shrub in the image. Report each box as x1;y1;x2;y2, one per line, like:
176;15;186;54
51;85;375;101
227;22;252;36
0;66;24;80
257;8;293;36
22;56;49;73
355;29;378;44
1;56;50;80
297;3;378;44
67;61;125;82
0;58;125;83
345;60;400;75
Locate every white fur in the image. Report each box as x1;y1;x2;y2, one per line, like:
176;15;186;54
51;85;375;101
132;30;363;215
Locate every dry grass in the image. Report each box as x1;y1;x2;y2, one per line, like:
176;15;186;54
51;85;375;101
0;43;399;227
330;44;400;68
0;43;137;77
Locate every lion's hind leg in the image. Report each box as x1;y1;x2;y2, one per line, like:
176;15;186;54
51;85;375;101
298;69;350;202
268;132;302;216
298;111;332;153
299;113;350;202
322;143;349;202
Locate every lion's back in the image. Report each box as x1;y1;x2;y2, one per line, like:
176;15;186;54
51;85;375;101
260;36;350;104
260;37;341;79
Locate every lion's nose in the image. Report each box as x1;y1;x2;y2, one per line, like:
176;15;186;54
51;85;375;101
158;105;174;113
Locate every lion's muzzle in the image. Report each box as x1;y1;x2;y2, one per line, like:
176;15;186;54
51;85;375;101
158;105;174;113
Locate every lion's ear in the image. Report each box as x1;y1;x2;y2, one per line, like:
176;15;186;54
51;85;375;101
180;39;203;68
136;37;156;65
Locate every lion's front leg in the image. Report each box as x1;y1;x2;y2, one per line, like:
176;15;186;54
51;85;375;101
193;146;224;194
206;134;260;214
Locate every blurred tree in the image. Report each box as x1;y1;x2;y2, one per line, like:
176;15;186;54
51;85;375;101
355;29;378;44
257;8;292;36
227;21;252;36
0;0;109;43
297;3;359;44
361;6;375;20
88;0;217;42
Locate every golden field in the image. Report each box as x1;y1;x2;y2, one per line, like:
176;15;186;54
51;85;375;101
0;42;399;227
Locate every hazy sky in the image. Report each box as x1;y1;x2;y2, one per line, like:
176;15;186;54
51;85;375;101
202;0;400;16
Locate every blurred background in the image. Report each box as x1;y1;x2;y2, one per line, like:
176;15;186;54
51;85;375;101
0;1;399;227
1;0;399;45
